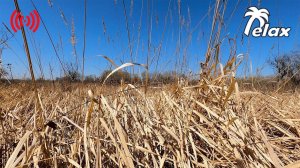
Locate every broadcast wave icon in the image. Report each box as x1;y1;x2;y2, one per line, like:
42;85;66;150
10;10;40;33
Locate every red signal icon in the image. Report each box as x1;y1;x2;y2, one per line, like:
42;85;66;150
10;10;40;33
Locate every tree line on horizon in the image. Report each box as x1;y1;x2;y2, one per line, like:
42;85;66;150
1;50;300;85
0;68;188;85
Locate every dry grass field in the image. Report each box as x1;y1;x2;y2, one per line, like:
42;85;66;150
1;74;300;167
1;0;299;167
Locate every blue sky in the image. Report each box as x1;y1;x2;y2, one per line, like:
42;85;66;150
0;0;299;79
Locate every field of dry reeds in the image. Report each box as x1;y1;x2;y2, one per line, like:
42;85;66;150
1;65;300;167
1;0;300;167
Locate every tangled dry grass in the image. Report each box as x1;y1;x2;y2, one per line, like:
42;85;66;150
1;70;300;167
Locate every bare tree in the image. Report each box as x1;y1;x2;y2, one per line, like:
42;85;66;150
0;67;8;79
0;48;7;79
270;50;300;84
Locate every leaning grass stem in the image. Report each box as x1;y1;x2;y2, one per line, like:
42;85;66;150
82;0;87;82
14;0;42;129
30;0;67;75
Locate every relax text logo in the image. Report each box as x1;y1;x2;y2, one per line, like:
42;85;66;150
244;7;290;37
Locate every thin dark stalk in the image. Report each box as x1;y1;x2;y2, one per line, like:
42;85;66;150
30;0;66;74
122;0;134;78
205;0;220;65
59;34;66;67
153;0;171;73
135;0;143;68
82;0;87;82
176;0;182;74
49;63;55;87
145;0;152;94
28;31;44;79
